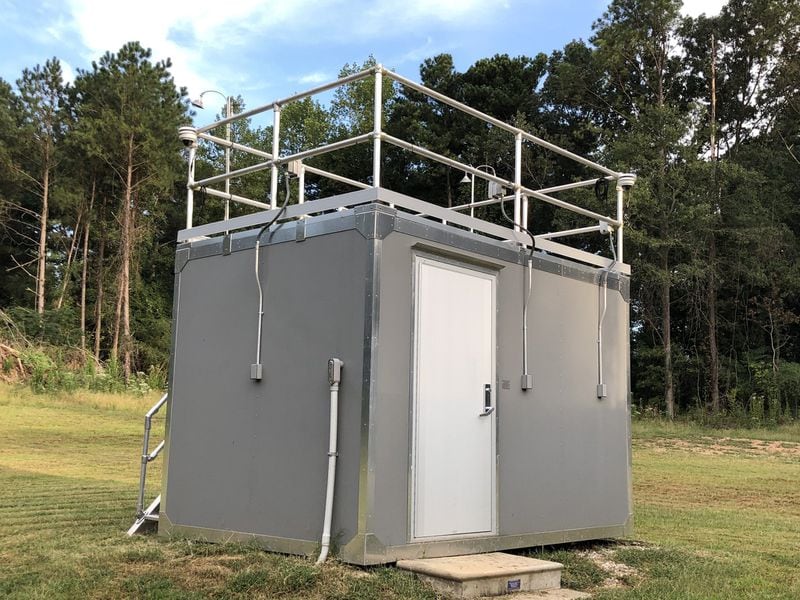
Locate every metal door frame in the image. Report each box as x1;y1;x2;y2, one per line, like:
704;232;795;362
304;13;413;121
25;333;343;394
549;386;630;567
408;252;498;542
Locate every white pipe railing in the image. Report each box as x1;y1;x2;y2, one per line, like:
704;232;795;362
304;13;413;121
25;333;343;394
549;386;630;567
195;67;375;134
385;69;621;177
199;187;271;210
184;64;633;264
270;105;281;210
136;393;168;517
302;165;370;190
537;225;605;240
514;132;522;232
193;134;373;189
199;132;272;158
373;69;382;188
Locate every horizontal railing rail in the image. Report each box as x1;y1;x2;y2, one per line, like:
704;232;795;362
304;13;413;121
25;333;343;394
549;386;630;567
182;65;635;266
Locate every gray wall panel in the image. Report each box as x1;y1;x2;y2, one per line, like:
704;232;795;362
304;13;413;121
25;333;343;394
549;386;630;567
371;231;631;544
497;268;631;534
164;230;366;545
369;234;414;547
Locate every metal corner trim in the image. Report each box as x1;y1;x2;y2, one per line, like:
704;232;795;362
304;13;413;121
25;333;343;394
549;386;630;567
174;248;190;274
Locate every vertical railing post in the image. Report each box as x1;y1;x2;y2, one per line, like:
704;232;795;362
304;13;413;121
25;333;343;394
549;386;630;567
616;182;624;263
185;145;196;230
270;104;281;210
298;161;306;205
522;194;529;233
136;413;152;516
372;66;383;189
224;95;232;221
514;132;522;233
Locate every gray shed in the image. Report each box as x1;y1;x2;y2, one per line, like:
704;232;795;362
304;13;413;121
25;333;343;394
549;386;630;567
130;66;635;566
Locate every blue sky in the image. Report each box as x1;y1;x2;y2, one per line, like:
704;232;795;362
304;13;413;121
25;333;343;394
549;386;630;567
2;0;724;120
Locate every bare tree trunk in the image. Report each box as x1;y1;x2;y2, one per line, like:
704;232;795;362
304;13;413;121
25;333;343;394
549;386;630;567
121;134;135;380
655;40;675;420
56;208;83;310
662;248;675;419
80;179;95;352
708;33;720;413
36;155;50;314
111;268;123;362
708;235;720;413
94;231;105;361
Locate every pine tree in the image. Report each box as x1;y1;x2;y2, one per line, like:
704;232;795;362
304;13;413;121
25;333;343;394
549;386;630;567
71;42;187;377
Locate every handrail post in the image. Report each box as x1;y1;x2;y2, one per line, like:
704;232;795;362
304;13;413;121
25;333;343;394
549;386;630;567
372;66;383;189
616;179;625;264
224;96;232;221
136;414;152;517
186;145;196;230
135;393;168;518
270;104;281;209
514;132;522;233
522;194;529;233
298;161;305;205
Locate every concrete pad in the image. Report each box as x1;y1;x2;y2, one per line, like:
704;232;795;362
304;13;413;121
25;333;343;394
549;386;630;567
397;552;563;598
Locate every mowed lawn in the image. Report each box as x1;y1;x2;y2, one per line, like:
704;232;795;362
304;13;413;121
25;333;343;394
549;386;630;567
1;383;799;599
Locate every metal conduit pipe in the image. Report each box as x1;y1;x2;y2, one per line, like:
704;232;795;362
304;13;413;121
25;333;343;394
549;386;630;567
252;238;265;381
251;174;293;381
317;358;343;564
597;233;618;398
521;256;533;390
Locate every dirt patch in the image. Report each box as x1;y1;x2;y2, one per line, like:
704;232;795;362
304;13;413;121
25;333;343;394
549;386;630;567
637;436;800;459
580;546;641;589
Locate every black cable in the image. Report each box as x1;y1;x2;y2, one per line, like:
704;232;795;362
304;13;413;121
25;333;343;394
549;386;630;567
256;171;293;244
499;196;536;260
594;177;609;203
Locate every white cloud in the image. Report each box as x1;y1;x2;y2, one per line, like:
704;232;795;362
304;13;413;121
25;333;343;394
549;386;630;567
370;0;494;24
60;60;75;85
63;0;236;96
392;37;439;67
58;0;504;98
680;0;726;18
295;71;331;85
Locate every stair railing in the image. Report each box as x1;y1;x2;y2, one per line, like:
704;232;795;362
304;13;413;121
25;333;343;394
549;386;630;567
136;392;168;518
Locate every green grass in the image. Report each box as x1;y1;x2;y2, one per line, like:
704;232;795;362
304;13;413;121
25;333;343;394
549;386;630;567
2;383;799;599
0;384;439;599
603;420;800;599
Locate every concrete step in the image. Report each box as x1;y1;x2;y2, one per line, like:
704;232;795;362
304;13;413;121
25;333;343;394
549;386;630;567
484;590;591;600
396;552;564;598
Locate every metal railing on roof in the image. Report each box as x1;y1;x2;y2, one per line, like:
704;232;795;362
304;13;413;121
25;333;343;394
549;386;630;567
179;65;636;264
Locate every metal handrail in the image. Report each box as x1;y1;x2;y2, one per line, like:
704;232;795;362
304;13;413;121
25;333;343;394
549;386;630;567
183;64;635;264
136;392;168;518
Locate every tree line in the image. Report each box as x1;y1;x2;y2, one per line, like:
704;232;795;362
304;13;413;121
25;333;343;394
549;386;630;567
0;0;798;420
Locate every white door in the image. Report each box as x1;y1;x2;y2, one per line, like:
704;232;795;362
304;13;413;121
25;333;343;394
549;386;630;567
412;256;496;540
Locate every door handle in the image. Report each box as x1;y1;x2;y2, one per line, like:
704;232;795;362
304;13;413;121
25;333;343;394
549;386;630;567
479;383;494;417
